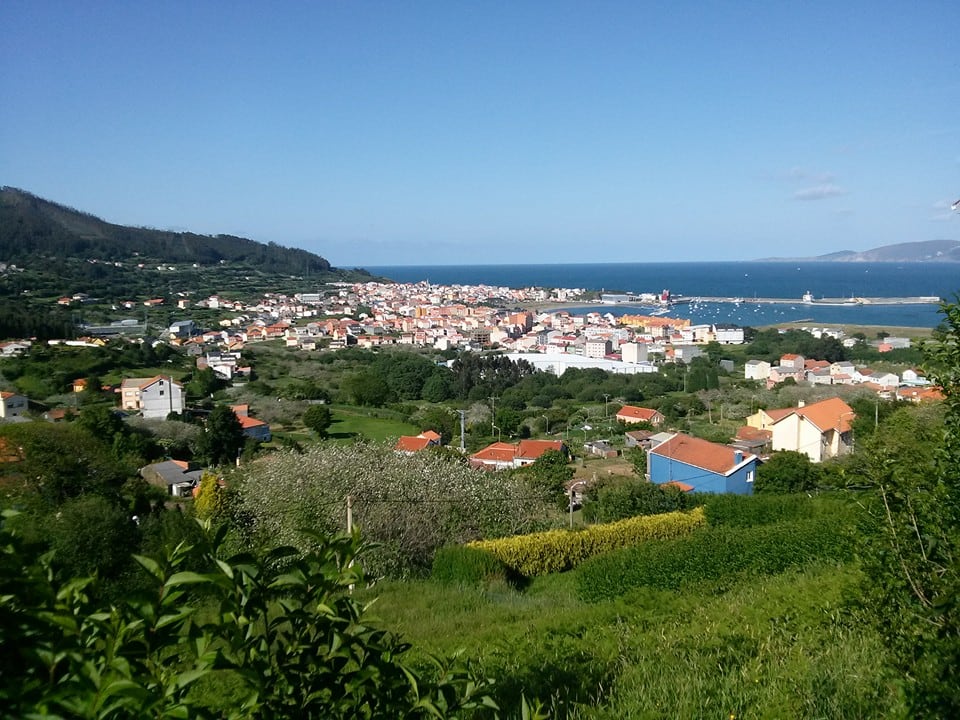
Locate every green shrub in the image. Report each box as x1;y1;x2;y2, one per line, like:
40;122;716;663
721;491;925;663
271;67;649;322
701;493;824;527
576;516;852;602
432;545;512;586
468;508;706;577
581;476;693;523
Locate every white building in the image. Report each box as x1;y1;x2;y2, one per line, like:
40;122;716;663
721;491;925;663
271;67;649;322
621;342;649;364
120;376;185;419
744;359;771;381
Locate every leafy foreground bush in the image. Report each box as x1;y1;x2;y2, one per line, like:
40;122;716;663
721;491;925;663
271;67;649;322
468;508;706;577
576;516;852;602
0;510;538;720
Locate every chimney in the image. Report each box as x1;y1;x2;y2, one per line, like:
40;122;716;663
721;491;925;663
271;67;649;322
734;450;744;464
797;400;805;408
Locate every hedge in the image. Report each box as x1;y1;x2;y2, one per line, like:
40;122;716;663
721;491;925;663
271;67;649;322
431;545;513;585
466;507;706;577
576;516;852;602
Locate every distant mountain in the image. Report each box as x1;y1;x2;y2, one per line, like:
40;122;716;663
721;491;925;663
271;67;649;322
759;239;960;263
0;186;351;276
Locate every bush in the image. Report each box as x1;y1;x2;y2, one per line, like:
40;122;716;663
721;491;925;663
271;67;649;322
431;545;513;586
581;476;692;523
468;508;706;577
576;516;852;602
701;493;820;527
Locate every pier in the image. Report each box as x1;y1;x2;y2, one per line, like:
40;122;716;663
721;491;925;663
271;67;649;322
678;296;941;307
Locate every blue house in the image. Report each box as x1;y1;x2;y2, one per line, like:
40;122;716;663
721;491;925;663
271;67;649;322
647;433;757;495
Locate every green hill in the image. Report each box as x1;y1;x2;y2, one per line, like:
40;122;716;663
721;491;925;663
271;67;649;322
0;186;345;276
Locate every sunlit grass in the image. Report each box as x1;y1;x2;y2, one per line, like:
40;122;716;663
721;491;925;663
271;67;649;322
363;563;903;719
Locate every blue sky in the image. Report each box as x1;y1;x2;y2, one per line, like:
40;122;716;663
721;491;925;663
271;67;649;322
2;1;957;266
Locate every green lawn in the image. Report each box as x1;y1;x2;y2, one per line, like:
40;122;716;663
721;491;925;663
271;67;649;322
326;406;419;442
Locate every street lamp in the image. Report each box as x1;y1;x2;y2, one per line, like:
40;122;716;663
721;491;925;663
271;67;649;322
568;480;588;529
603;393;610;418
541;414;550;434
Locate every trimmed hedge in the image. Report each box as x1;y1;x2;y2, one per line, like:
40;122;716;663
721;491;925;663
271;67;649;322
431;545;512;585
576;516;853;602
701;493;817;527
467;508;706;577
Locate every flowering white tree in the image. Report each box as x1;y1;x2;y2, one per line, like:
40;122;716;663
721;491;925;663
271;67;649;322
231;442;556;577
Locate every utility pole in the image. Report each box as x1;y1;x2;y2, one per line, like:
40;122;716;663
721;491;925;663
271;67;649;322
346;495;355;593
458;409;466;452
488;396;497;434
603;393;610;418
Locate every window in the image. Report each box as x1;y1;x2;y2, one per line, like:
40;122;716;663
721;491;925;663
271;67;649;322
159;390;165;396
746;470;755;483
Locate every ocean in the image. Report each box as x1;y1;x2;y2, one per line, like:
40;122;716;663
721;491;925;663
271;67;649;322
366;262;960;328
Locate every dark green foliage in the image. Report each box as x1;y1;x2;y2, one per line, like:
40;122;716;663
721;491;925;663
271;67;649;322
45;495;139;597
755;450;822;494
431;545;513;586
576;517;852;602
581;476;691;523
0;299;76;340
700;493;824;527
516;448;573;502
302;404;333;438
0;186;333;274
196;405;245;465
0;514;504;719
858;297;960;716
0;422;129;506
450;353;536;401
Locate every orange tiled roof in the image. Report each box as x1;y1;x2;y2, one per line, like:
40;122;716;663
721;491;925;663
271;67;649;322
736;425;772;441
770;397;855;433
395;435;433;452
650;433;754;475
420;430;442;442
237;415;268;429
470;442;519;463
616;405;661;421
516;439;564;460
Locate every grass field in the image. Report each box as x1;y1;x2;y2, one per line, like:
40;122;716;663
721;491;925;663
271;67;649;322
326;405;419;442
363;562;901;718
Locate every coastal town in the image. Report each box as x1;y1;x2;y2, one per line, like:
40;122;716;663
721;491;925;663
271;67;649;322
1;276;943;504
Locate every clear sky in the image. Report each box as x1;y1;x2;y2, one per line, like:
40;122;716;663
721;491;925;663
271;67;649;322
2;1;957;266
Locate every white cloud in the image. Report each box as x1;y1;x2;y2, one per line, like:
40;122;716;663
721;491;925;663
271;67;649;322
794;184;847;201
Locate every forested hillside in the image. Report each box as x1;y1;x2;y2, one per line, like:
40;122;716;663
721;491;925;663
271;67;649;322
0;187;335;274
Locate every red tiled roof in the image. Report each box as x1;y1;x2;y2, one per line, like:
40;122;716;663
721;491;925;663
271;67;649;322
616;405;661;422
516;439;565;460
650;433;754;475
420;430;442;441
237;415;268;429
770;397;855;433
470;442;518;463
395;435;432;452
736;426;771;441
664;481;695;492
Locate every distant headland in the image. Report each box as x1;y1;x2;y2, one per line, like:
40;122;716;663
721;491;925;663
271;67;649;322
757;239;960;263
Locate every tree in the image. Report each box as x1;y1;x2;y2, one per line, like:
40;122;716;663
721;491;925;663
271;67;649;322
232;443;555;577
859;297;960;715
516;448;573;506
195;405;245;466
754;451;821;494
303;404;333;438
